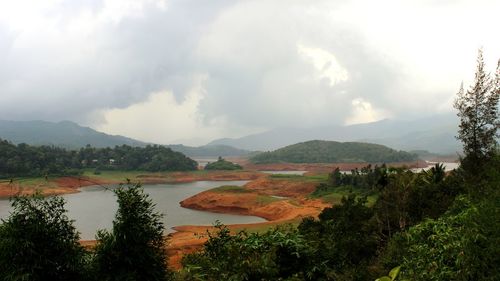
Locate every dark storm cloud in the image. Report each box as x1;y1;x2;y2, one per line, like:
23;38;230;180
0;0;235;122
0;0;498;137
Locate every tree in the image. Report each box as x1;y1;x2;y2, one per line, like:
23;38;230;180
0;194;87;281
93;183;170;281
298;194;378;280
181;224;315;281
393;196;500;281
454;49;499;161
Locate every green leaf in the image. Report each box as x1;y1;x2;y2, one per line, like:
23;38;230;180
389;266;401;280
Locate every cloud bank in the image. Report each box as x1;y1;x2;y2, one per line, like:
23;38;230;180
0;0;499;144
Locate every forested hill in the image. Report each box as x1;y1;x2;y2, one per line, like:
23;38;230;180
0;120;147;149
0;140;197;178
250;140;418;164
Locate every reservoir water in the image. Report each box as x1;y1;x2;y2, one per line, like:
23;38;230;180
0;180;266;240
260;170;307;175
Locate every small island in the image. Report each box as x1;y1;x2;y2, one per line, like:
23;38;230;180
204;157;243;170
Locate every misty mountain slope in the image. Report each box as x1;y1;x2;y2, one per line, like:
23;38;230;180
250;140;418;164
166;144;251;157
0;120;147;149
209;114;460;154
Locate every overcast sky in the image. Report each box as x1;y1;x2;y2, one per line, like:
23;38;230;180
0;0;499;145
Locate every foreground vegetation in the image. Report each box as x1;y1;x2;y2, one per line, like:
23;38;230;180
0;184;170;281
250;140;418;164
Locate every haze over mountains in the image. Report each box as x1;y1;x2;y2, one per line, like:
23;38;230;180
0;120;249;157
209;113;460;154
0;113;460;156
0;120;147;149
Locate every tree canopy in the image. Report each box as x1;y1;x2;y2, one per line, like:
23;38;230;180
93;184;170;281
250;140;418;164
454;49;499;161
0;194;87;281
204;157;243;170
0;140;198;178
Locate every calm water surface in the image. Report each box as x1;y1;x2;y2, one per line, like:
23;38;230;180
0;180;266;240
260;170;307;175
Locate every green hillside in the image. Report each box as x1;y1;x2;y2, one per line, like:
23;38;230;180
0;120;147;149
250;140;418;164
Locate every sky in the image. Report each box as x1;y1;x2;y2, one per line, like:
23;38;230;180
0;0;499;145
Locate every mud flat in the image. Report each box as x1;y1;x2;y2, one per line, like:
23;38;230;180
167;176;330;269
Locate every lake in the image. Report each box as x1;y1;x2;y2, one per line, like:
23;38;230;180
0;180;266;240
260;170;307;175
411;162;460;173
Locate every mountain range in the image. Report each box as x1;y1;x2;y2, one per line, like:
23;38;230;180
208;113;461;154
0;120;250;157
0;113;461;156
0;120;147;149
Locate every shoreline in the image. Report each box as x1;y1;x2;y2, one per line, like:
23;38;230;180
1;160;434;269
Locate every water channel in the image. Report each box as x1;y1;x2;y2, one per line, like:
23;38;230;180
0;180;266;240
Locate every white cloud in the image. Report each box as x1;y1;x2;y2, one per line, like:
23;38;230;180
97;75;261;145
345;98;389;125
297;44;349;87
97;75;213;144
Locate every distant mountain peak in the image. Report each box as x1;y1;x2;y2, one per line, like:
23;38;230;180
0;119;147;149
208;113;460;154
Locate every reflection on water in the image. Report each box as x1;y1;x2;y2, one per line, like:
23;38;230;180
0;180;266;240
411;162;460;173
260;170;307;175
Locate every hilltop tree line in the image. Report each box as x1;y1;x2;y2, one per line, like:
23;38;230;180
250;140;418;164
204;157;243;171
0;141;197;178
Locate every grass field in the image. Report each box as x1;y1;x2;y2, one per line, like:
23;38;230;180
269;173;329;182
310;185;378;206
211;185;251;193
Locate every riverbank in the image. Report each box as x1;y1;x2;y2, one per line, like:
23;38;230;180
166;175;331;269
0;161;428;269
0;170;263;198
237;159;429;173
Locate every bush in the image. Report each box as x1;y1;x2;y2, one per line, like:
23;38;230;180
0;193;87;281
385;196;500;281
181;224;316;281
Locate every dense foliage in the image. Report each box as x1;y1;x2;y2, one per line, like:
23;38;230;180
0;184;171;281
180;225;315;281
0;194;87;281
0;140;197;178
93;184;170;281
78;144;197;172
204;157;243;170
297;194;377;280
250;140;418;164
386;196;500;281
